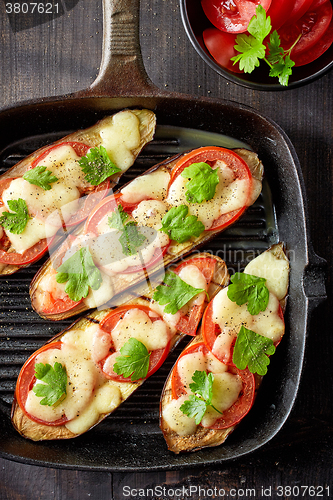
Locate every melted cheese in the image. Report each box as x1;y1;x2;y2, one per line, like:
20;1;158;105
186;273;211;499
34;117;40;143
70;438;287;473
167;161;250;230
25;344;99;423
111;307;170;352
162;395;197;436
121;168;170;203
132;199;168;229
99;110;141;171
244;250;289;300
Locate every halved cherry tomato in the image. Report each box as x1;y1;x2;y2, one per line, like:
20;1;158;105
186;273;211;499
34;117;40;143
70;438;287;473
171;341;255;429
99;305;171;382
266;0;295;31
202;28;242;73
172;256;217;336
201;0;272;34
169;146;253;232
15;341;69;426
278;0;333;59
292;16;333;65
85;193;170;274
284;0;315;26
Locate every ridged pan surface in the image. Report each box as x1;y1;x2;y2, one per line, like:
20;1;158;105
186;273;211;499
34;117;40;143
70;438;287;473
0;101;323;471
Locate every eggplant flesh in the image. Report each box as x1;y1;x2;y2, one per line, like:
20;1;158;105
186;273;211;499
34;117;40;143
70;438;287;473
30;148;264;321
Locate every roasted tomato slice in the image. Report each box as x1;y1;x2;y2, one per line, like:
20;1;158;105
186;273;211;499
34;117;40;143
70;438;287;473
172;256;217;336
171;341;255;429
98;305;171;382
0;237;52;265
201;0;272;34
84;193;169;274
278;0;333;60
15;342;69;426
168;146;252;232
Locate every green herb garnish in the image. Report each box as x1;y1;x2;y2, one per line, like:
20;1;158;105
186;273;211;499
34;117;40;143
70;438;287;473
32;362;67;406
23;165;58;190
232;326;276;376
231;5;296;86
159;205;205;243
0;198;30;234
227;272;269;315
153;270;206;314
181;162;219;203
180;370;222;424
79;145;121;185
113;338;151;382
56;246;102;301
108;205;146;256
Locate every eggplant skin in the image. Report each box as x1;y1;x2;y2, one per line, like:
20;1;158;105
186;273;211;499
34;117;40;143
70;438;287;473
30;148;264;321
0;108;156;276
12;252;229;441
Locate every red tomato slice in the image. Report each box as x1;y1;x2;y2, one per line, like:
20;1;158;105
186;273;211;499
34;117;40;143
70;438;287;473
266;0;295;31
278;0;333;58
84;193;169;274
0;237;52;265
99;305;171;382
202;28;242;73
285;0;314;26
169;146;253;232
30;141;90;169
172;256;217;336
40;291;82;316
292;15;333;65
201;0;272;34
15;341;69;426
171;341;255;429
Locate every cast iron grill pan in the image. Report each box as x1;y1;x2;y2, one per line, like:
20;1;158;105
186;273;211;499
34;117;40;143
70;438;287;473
0;0;326;471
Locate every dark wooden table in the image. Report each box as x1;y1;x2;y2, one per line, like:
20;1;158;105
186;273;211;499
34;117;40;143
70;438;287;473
0;1;332;499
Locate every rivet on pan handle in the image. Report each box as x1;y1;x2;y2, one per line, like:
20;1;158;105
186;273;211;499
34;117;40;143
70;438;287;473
87;0;161;97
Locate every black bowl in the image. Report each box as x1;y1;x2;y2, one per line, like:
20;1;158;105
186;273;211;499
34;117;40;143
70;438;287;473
180;0;333;90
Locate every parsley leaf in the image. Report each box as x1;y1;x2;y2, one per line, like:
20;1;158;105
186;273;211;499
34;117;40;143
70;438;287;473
79;145;121;186
159;205;205;243
231;4;296;86
153;270;206;314
0;199;30;234
180;370;222;424
227;272;269;315
232;326;276;376
23;165;58;190
108;204;129;231
119;221;146;256
181;162;219;203
56;246;102;301
113;338;151;381
32;362;67;406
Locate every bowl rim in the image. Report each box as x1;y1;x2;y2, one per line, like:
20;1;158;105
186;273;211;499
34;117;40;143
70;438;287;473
179;0;333;91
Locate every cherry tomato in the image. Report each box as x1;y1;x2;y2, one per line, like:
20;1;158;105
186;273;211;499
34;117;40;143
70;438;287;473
84;193;169;274
201;0;272;34
15;341;69;426
278;0;333;58
169;147;253;232
292;16;333;65
202;28;242;72
266;0;295;31
172;256;217;336
285;0;315;26
171;341;255;429
99;305;171;382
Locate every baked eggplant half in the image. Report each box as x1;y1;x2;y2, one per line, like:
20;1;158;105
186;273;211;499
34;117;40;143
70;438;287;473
160;243;289;453
30;146;264;320
0;109;156;275
12;252;228;441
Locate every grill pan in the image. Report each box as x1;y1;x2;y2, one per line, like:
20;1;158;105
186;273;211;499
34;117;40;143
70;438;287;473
0;0;326;471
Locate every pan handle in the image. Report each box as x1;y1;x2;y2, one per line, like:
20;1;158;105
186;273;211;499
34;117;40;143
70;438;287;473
83;0;161;97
